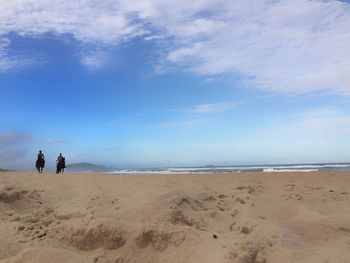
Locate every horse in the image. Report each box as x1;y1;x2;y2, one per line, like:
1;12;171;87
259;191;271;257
56;157;66;174
35;157;45;174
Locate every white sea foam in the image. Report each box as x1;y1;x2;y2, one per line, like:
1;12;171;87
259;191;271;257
107;163;350;174
263;168;319;173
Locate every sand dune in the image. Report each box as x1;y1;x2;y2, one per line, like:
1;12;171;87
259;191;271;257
1;171;350;263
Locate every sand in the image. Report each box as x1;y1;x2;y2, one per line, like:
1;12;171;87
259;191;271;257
0;171;350;263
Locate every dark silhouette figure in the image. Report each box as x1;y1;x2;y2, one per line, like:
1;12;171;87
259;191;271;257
56;153;66;174
61;157;66;173
35;150;45;174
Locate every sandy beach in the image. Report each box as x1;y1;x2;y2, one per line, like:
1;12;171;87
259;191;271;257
1;171;350;263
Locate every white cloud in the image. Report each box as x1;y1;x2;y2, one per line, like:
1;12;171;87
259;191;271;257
0;0;144;70
0;0;350;94
0;1;143;43
158;0;350;95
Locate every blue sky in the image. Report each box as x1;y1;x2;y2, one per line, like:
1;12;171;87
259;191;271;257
1;0;350;169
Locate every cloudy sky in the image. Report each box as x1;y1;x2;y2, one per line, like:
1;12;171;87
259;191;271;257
1;0;350;169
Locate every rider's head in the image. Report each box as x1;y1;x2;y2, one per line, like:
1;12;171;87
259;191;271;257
39;150;42;153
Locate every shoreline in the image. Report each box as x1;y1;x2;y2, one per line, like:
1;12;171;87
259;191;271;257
2;169;350;175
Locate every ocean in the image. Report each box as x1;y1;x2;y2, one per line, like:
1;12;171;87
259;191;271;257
108;163;350;174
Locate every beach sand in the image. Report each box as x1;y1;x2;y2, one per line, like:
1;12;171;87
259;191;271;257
1;171;350;263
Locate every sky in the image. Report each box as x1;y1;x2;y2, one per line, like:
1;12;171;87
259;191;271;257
1;0;350;170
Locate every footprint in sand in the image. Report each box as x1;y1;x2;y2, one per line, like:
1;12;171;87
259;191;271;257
87;195;120;211
282;193;303;201
0;185;41;204
16;206;55;243
230;219;258;235
235;196;247;204
283;183;296;192
135;228;186;252
169;209;206;230
169;196;206;211
231;209;240;217
338;226;350;233
228;239;270;263
237;184;265;195
52;218;127;251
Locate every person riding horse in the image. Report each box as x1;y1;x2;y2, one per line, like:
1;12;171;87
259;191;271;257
56;153;66;174
35;150;45;174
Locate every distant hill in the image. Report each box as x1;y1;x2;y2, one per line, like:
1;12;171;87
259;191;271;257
66;163;111;172
0;168;8;172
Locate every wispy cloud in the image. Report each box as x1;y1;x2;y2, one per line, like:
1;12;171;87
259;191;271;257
0;132;31;148
0;38;11;71
0;132;30;165
0;0;350;94
80;53;107;71
301;106;343;119
164;102;240;128
40;139;69;144
0;131;68;146
0;149;27;162
263;106;350;137
297;107;350;134
0;37;31;71
182;102;242;114
160;118;209;128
